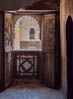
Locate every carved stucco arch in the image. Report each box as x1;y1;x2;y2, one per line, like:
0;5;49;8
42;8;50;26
14;15;40;49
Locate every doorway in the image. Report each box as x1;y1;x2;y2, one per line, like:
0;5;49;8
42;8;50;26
66;16;73;99
0;10;64;99
0;10;61;94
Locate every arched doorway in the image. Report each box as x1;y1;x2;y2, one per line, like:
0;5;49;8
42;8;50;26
66;16;73;99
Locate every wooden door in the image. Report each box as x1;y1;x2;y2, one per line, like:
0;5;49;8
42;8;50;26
0;12;5;91
4;13;13;88
41;13;61;88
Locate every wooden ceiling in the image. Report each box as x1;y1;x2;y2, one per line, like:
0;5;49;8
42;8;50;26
0;0;60;11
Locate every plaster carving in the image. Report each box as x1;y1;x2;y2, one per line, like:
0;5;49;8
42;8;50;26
14;15;41;50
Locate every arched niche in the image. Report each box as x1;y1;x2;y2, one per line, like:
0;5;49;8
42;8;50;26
14;15;41;50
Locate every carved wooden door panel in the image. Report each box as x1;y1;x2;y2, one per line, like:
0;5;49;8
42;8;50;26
4;13;13;88
42;14;56;88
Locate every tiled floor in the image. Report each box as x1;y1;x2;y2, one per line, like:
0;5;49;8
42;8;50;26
0;79;65;99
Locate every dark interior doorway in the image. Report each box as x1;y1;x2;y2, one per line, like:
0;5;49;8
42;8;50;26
66;16;73;99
